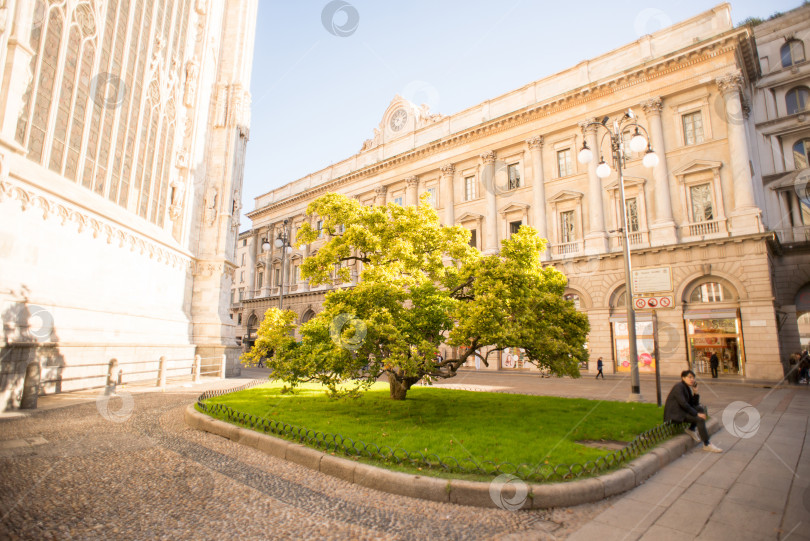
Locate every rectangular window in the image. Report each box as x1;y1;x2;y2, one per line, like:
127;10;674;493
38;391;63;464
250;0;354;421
241;254;245;266
557;149;572;177
293;265;300;284
394;196;404;206
316;219;323;238
560;210;576;243
625;198;640;233
274;268;280;286
242;239;246;247
238;288;244;301
257;272;263;289
690;183;714;222
240;271;244;283
465;176;476;201
510;220;522;236
682;111;704;145
231;289;235;304
238;313;242;325
427;186;437;207
507;164;520;190
469;229;477;248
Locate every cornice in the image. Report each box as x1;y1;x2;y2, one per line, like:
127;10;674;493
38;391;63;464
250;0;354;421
249;33;747;222
0;177;193;271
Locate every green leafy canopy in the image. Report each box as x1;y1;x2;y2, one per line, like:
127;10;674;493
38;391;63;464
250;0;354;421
241;192;589;399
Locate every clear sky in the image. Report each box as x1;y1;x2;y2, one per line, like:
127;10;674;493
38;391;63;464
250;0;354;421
242;0;799;223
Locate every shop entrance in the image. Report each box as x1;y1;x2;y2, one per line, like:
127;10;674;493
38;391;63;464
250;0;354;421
610;317;657;373
685;316;744;376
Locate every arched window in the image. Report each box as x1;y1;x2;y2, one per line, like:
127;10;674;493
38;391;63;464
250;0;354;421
16;0;193;224
689;282;733;303
794;139;810;169
786;87;810;115
782;40;806;68
301;309;316;323
564;293;581;310
247;314;258;328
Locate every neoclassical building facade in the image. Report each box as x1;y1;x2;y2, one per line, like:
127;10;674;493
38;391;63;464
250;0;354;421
0;0;258;410
750;3;810;357
239;4;806;382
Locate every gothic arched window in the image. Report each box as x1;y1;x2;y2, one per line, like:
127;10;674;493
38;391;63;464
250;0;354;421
16;0;193;227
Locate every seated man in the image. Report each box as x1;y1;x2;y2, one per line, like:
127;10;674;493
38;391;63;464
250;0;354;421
664;370;722;453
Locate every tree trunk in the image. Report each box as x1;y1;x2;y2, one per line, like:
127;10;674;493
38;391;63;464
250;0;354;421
388;376;408;400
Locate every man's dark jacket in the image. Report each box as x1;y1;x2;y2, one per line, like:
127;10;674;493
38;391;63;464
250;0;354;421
663;381;701;423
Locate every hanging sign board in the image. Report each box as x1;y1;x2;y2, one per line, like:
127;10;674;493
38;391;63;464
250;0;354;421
632;267;673;295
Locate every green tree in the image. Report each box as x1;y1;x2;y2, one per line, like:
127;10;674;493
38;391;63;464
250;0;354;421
242;193;589;400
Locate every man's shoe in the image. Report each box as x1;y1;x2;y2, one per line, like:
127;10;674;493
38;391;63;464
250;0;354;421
703;443;723;453
686;428;702;443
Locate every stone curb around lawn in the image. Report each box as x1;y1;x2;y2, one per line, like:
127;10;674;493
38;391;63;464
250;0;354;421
185;405;720;509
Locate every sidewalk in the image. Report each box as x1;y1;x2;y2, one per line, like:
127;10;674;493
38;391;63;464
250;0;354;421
434;370;810;540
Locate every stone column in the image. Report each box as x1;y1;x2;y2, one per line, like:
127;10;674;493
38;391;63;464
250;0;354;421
481;151;498;253
405;176;419;206
0;0;37;146
246;231;257;299
580;120;608;253
261;227;272;296
374;186;387;206
790;191;803;230
441;164;455;225
527;136;548;258
641;97;678;246
717;72;762;235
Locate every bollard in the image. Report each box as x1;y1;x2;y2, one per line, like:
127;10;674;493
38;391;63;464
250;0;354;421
193;355;201;384
158;356;166;388
20;362;41;409
219;354;227;379
106;358;119;396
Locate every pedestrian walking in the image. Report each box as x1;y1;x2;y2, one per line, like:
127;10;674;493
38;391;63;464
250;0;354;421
710;352;719;378
664;370;722;453
595;357;604;379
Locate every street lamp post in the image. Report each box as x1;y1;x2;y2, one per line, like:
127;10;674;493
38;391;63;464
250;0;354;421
273;219;293;310
577;110;659;401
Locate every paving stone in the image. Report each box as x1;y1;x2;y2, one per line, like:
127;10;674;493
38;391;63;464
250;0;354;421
637;524;690;541
654;498;714;535
696;519;779;541
709;498;783;539
622;479;687;507
679;483;727;506
725;482;788;513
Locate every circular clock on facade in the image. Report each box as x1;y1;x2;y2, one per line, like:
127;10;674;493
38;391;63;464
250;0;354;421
389;108;408;132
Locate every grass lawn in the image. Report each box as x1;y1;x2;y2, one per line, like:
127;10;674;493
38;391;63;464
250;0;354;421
201;380;665;480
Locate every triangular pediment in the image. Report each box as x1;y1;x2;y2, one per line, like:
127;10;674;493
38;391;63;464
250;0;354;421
548;190;584;203
456;211;484;223
498;202;530;215
605;176;647;191
671;160;722;178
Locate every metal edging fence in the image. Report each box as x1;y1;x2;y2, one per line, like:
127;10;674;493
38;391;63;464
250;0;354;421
196;382;687;483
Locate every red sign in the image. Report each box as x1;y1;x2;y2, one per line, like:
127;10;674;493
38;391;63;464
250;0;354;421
633;295;674;310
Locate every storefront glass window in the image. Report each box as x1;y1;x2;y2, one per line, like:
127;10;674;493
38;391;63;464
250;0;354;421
686;318;743;376
613;320;656;373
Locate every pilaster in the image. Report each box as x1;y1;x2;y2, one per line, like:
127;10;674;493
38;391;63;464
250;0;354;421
480;151;498;253
641;97;678;246
716;72;761;235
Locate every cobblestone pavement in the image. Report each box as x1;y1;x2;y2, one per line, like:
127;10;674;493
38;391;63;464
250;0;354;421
1;370;807;540
0;376;614;540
